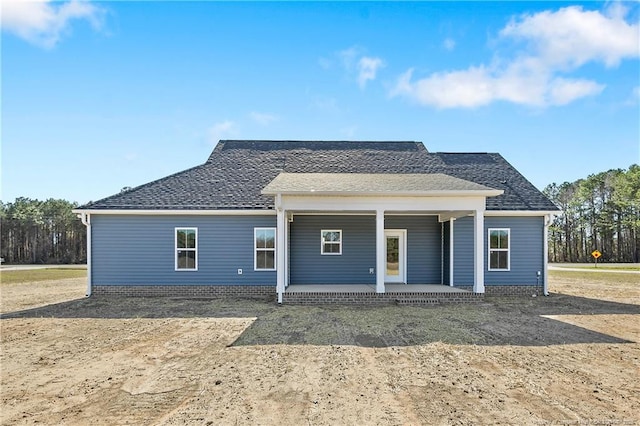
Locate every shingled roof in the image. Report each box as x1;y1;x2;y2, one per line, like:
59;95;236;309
81;140;558;211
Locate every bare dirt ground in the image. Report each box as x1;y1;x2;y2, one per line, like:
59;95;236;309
1;273;639;425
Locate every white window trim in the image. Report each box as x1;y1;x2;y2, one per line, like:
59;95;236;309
321;229;342;255
254;227;276;271
175;227;198;271
488;228;510;271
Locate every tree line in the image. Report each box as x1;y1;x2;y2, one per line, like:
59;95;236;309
544;164;640;263
1;198;86;264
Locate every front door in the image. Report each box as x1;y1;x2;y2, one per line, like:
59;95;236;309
385;230;406;283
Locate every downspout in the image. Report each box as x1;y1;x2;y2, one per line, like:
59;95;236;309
543;214;551;296
79;212;92;297
440;222;444;285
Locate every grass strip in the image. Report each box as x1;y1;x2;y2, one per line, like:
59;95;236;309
553;265;640;271
549;269;639;285
1;269;87;285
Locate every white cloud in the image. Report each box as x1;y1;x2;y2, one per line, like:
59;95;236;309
1;0;105;49
392;67;495;108
339;46;360;70
547;78;605;106
249;112;278;126
625;86;640;105
443;38;456;51
391;5;638;109
334;46;384;89
391;64;605;109
357;56;384;89
208;120;237;144
500;5;639;69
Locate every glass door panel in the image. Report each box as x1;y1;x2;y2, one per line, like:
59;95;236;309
386;236;399;276
384;230;405;283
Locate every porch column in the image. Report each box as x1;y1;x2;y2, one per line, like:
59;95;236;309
375;209;385;293
276;202;286;303
449;218;454;287
284;214;290;288
79;213;92;297
543;214;550;296
473;209;485;293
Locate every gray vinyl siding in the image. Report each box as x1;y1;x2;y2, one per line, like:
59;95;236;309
290;215;376;285
484;216;544;285
385;215;442;284
91;215;276;285
452;215;545;286
442;221;450;285
91;213;545;288
452;217;475;285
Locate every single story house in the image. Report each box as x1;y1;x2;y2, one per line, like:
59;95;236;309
74;140;559;304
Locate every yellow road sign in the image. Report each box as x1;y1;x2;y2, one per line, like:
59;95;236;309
591;250;601;259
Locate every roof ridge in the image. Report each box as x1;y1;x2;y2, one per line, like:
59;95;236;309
434;151;492;154
218;139;424;143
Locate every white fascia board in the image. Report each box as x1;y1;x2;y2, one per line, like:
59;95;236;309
71;209;276;216
484;210;559;217
263;189;503;197
280;195;487;212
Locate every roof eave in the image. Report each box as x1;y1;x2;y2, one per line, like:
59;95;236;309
484;209;560;216
72;208;275;215
261;189;504;197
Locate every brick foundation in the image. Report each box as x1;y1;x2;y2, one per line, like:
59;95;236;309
91;284;543;303
456;285;545;297
91;285;276;300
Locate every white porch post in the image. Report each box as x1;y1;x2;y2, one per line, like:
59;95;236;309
79;213;92;297
473;209;485;293
284;214;290;288
276;195;286;303
375;209;385;293
449;217;455;287
543;214;550;296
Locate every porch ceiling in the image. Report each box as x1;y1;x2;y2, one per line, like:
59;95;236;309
262;173;503;197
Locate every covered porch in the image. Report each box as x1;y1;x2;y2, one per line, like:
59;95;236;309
262;173;503;304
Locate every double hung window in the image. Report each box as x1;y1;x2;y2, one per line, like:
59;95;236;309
488;228;510;271
321;230;342;255
255;228;276;270
176;228;197;270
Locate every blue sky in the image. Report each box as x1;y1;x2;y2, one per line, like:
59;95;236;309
2;1;639;205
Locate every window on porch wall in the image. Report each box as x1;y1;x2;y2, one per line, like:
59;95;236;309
321;230;342;255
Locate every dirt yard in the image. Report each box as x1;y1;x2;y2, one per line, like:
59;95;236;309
1;272;639;425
